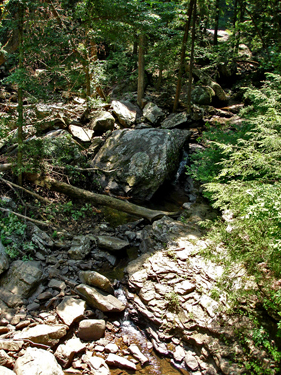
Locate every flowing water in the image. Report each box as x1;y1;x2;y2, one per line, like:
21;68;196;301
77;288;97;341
112;287;189;375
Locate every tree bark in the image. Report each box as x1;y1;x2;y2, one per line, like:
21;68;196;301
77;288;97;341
187;0;196;113
173;0;195;112
17;2;24;186
213;0;220;46
137;34;145;108
27;175;179;222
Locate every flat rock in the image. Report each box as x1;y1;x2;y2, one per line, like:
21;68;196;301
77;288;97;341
89;356;110;375
79;271;114;294
161;112;188;129
56;297;86;326
55;338;86;368
0;339;24;351
75;284;125;313
69;125;94;142
96;236;129;252
14;324;68;347
129;344;149;365
14;347;64;375
77;319;106;341
185;351;199;371
106;353;137;370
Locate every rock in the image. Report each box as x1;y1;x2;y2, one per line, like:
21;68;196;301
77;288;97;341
112;101;137;127
185;351;199;371
56;297;86;326
210;81;229;102
68;236;91;260
0;366;15;375
191;86;215;105
0;339;24;351
55;338;86;368
14;347;64;375
14;324;68;347
96;236;129;252
88;137;104;155
0;260;42;307
106;354;137;371
89;112;115;134
77;319;106;341
128;344;149;365
0;241;9;276
143;102;164;124
174;280;196;295
104;343;118;354
69;125;94;142
161;112;188;129
88;356;110;375
79;271;114;294
90;128;190;201
35;104;51;119
75;284;125;313
173;345;185;362
0;349;14;368
48;279;66;290
28;223;54;252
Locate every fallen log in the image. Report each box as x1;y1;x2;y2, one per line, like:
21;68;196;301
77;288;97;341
27;175;179;222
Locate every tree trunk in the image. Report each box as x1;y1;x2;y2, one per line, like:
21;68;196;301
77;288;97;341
17;3;24;186
137;34;145;108
213;0;220;46
173;0;195;112
187;0;196;113
27;175;179;222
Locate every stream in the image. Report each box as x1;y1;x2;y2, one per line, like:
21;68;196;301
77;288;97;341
101;153;195;375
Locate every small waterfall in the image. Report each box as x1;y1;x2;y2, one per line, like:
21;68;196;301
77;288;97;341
115;286;162;375
174;150;189;184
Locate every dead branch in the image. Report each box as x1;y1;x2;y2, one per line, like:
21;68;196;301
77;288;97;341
0;207;54;228
0;177;51;204
27;175;179;222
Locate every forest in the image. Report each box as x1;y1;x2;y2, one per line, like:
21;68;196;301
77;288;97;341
0;0;281;374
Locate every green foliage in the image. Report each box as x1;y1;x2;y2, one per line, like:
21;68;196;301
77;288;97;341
187;74;281;342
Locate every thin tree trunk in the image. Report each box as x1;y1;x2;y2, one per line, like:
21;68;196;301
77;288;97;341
214;0;220;46
173;0;195;112
17;3;24;186
137;34;145;108
187;0;196;113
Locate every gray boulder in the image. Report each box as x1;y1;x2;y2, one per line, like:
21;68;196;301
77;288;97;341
75;284;125;313
14;324;68;347
90;128;190;201
0;241;9;276
143;102;164;124
69;125;94;142
191;86;215;105
0;260;42;307
14;347;64;375
55;338;86;368
89;112;115;134
161;112;188;129
56;297;86;326
97;236;129;252
79;271;114;294
68;235;91;260
112;101;138;127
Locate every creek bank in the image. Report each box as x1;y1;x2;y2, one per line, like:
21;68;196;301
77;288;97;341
0;199;275;375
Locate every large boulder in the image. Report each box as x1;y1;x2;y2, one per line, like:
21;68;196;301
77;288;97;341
89;111;115;135
90;128;190;201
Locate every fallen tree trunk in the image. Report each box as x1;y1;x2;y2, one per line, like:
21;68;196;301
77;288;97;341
27;175;179;222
